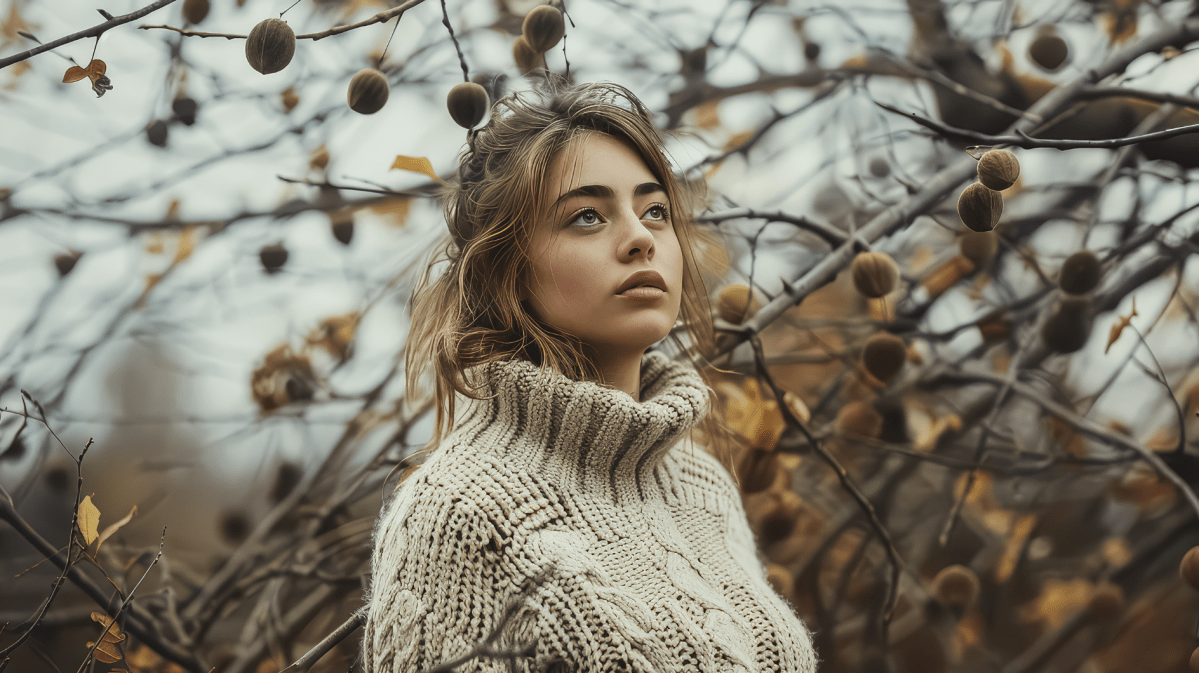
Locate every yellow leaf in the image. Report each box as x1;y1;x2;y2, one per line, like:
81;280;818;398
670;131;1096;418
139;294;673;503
694;100;720;129
723;129;754;152
63;65;88;83
90;611;127;642
88;611;126;662
95;505;137;555
1105;296;1137;354
1018;577;1092;629
174;224;196;264
78;495;101;546
390;155;445;184
85;639;124;663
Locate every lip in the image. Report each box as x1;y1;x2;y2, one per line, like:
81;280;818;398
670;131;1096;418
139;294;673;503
616;269;667;294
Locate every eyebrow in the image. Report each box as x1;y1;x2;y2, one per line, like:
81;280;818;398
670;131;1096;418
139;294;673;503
552;182;666;208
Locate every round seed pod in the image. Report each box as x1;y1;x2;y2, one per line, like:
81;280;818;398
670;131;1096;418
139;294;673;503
760;491;803;545
717;284;761;324
146;120;168;148
172;96;198;125
1085;582;1124;623
44;463;71;492
447;82;490;129
281;86;299;113
959;231;997;267
737;447;778;495
513;36;539;72
270;461;302;504
1180;546;1199;590
245;18;295;75
868;156;890;178
182;0;209;24
332;220;353;245
1041;296;1091;353
259;243;288;273
932;565;980;613
957;182;1003;233
1029;31;1069;71
522;5;565;53
977;150;1020;191
850;251;900;298
834;401;883;439
1058;250;1100;295
347;68;389;115
862;332;907;383
55;251;81;277
219;509;251;544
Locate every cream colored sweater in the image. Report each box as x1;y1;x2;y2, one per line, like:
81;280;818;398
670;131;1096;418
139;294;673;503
362;350;818;672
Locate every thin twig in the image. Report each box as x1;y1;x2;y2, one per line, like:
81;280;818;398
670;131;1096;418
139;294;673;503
280;609;366;673
77;527;168;673
696;208;847;247
747;335;905;636
875;101;1199;150
137;0;428;42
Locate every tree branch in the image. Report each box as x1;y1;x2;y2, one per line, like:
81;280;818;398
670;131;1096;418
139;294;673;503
0;0;182;70
874;101;1199;150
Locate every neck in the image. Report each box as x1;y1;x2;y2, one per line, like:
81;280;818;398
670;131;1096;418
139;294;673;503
583;344;646;402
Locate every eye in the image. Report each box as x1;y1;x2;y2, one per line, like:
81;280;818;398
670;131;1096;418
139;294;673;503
568;208;603;228
643;204;669;222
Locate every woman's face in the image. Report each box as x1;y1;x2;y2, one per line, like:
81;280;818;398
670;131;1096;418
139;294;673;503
520;132;684;361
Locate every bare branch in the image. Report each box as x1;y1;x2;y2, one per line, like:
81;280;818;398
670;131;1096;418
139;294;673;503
0;0;183;70
875;101;1199;150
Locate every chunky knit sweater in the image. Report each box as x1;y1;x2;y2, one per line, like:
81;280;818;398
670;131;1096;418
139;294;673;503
362;350;818;672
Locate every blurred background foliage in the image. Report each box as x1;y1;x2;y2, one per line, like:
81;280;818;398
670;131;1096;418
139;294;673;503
3;0;1199;671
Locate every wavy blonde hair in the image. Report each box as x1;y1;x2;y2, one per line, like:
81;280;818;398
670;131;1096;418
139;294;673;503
403;75;741;476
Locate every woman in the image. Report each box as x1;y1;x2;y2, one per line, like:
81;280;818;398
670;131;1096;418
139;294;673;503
362;77;818;673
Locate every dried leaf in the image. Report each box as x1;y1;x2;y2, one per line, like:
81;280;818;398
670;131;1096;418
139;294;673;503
85;639;123;663
63;65;88;83
90;611;127;642
1047;416;1087;457
88;611;126;663
78;495;101;546
368;196;412;227
1105;296;1138;354
94;505;137;554
723;129;754;152
174;224;196;264
390;155;445;184
1103;2;1139;44
995;513;1037;583
1019;578;1093;629
694;100;720;129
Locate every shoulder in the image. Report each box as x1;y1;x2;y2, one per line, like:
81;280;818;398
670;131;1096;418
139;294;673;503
375;441;566;552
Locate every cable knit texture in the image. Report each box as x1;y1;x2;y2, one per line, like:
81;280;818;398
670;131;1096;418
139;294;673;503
362;350;818;672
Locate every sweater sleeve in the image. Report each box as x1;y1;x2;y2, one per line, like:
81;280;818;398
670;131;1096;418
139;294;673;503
362;458;680;673
362;472;526;673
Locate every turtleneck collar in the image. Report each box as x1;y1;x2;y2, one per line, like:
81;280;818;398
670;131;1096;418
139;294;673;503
448;349;712;505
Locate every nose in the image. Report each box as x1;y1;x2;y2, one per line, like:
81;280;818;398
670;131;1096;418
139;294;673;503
617;207;655;260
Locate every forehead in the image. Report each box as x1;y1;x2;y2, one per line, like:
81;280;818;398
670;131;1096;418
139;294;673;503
547;132;658;195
